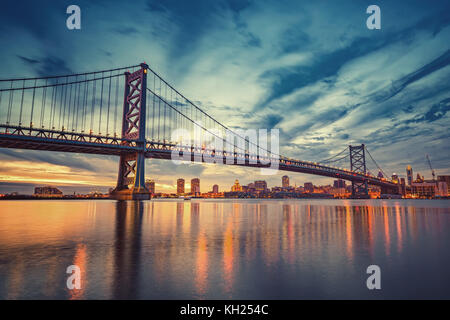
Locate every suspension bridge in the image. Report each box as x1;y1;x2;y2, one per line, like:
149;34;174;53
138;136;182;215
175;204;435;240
0;63;399;199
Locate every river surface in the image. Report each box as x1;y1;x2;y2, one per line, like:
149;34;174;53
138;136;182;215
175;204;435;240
0;199;449;299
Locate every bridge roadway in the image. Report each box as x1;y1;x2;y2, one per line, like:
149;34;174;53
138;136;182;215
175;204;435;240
0;125;398;190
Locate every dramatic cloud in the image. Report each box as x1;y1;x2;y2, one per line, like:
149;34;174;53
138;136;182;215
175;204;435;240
0;0;449;193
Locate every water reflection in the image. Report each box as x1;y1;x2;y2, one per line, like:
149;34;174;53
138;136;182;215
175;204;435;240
112;201;143;299
0;199;449;299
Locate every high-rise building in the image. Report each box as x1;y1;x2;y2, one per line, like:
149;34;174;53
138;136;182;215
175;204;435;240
412;181;436;198
437;181;448;197
34;186;63;197
282;175;289;188
406;165;413;186
177;178;185;195
392;174;399;184
231;179;243;192
416;173;423;183
212;184;219;193
254;180;267;192
145;179;156;194
333;179;346;188
438;175;450;194
399;178;407;196
304;182;314;193
191;178;200;195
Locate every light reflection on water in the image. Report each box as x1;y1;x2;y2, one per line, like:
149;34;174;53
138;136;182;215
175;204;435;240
0;199;449;299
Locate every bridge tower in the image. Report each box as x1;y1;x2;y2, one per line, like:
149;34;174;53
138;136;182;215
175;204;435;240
349;144;369;199
111;63;151;200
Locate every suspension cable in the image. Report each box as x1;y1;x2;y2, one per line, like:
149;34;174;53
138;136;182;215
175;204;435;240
321;153;349;164
319;147;348;163
365;147;388;178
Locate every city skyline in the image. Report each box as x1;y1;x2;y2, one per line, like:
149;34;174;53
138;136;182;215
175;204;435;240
3;163;448;199
0;1;449;194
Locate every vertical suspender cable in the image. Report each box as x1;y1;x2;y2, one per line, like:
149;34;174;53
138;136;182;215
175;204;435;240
114;73;119;136
106;72;112;135
30;79;36;127
19;79;25;126
7;81;13;125
99;72;104;134
40;79;47;128
91;75;96;134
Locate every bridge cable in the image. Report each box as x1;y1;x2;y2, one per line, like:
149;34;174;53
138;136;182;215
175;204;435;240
114;74;119;135
0;65;139;82
30;79;37;127
99;72;104;134
318;147;348;163
321;153;349;164
365;147;388;178
145;65;284;160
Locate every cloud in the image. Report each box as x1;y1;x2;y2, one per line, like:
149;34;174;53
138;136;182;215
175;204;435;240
17;55;73;77
371;50;450;103
112;26;140;35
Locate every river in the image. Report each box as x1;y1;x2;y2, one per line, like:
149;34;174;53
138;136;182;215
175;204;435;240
0;199;449;299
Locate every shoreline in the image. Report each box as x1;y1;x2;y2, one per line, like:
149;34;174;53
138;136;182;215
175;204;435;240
1;196;448;201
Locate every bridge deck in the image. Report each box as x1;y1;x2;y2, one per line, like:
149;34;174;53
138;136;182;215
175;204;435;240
0;130;397;189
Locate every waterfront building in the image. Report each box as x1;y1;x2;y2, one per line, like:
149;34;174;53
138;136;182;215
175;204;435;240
304;182;314;193
333;179;346;188
177;178;185;195
392;173;399;184
437;175;450;194
415;173;424;183
212;184;219;194
231;179;243;192
437;181;448;197
191;178;200;195
406;165;413;186
145;179;156;194
34;186;63;197
399;178;407;196
282;175;289;188
254;180;267;192
411;181;436;198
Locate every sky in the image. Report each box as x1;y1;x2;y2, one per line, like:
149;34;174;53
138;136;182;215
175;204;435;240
0;0;449;194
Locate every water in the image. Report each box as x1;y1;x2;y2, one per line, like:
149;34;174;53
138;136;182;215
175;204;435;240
0;199;449;299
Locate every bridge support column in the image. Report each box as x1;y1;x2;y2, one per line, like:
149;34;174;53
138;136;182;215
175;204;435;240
349;144;369;199
111;63;150;200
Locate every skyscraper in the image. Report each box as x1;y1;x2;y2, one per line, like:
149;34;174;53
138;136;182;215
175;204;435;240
231;179;243;192
400;178;407;196
416;173;423;183
438;175;450;194
254;180;267;192
392;174;399;184
145;179;156;194
282;175;289;188
212;184;219;193
406;165;413;186
333;179;346;188
177;178;185;195
191;178;200;195
304;182;314;193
